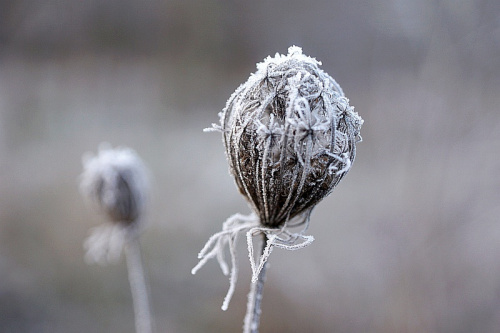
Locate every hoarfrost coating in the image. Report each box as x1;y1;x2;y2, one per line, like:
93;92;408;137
195;46;364;312
210;45;363;228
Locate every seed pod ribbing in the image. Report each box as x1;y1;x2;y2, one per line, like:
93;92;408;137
219;46;363;228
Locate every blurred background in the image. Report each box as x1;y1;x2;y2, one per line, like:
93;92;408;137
1;0;500;332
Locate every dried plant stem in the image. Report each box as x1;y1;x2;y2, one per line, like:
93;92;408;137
125;236;153;333
243;234;268;333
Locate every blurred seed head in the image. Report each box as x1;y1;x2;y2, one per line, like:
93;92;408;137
80;144;149;226
217;46;363;228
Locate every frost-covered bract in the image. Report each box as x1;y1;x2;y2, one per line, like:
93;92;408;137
215;45;363;227
196;46;363;313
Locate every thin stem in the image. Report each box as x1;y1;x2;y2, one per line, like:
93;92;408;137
124;235;153;333
243;234;268;333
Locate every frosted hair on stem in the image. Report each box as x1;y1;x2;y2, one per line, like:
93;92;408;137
192;212;314;311
194;45;363;331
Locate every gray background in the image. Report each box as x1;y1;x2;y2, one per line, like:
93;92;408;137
1;1;500;332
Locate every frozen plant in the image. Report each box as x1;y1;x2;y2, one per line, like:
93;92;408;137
80;143;153;333
193;46;363;333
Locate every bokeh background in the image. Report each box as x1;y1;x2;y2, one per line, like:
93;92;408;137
1;1;500;332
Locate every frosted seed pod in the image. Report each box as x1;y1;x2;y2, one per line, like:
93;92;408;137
194;46;364;315
80;144;149;226
220;46;363;227
79;144;153;333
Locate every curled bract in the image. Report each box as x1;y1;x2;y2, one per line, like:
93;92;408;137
216;46;363;227
195;47;363;310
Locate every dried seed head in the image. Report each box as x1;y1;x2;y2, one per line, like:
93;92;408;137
80;144;149;225
217;46;363;228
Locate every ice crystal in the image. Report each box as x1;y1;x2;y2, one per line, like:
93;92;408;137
192;212;313;310
194;46;363;310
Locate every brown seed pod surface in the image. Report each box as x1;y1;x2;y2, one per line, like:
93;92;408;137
218;46;363;228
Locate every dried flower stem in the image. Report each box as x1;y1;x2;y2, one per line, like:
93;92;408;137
192;213;313;312
243;234;268;333
195;46;363;333
125;235;153;333
80;144;154;333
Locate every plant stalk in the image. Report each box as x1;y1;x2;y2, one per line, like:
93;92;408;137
125;235;153;333
243;234;268;333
